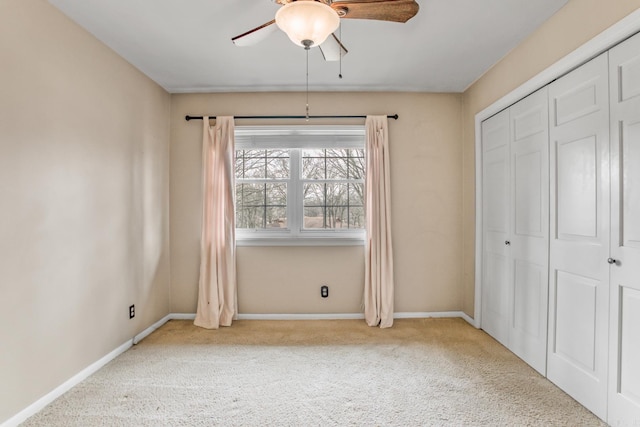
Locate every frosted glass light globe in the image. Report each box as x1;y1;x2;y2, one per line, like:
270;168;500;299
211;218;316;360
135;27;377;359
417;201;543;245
275;1;340;48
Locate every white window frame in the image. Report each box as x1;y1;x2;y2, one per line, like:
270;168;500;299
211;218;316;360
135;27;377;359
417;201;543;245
235;125;366;246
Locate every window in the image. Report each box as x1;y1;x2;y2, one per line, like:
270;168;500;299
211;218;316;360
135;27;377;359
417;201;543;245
235;126;365;245
235;149;289;229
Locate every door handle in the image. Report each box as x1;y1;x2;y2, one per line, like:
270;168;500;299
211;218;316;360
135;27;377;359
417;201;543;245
607;258;618;265
505;240;511;246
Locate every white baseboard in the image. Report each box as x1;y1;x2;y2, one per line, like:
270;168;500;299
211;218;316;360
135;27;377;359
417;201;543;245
459;312;478;327
2;339;132;427
394;311;460;319
395;311;477;327
170;312;476;322
238;313;365;320
233;311;477;322
169;313;196;320
133;314;171;345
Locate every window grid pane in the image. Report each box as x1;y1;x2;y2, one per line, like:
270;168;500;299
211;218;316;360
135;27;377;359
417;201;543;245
236;150;289;179
236;182;287;229
303;182;364;230
302;148;364;180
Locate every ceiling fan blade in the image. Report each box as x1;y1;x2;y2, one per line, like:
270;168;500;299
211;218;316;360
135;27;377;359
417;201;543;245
331;0;419;23
319;33;348;62
231;20;277;47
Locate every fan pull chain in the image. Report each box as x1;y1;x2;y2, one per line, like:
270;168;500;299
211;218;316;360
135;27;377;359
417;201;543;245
305;45;310;121
339;24;343;79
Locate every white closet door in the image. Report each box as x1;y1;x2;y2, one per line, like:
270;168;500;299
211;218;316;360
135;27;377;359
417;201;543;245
481;109;510;346
507;88;550;375
547;52;610;419
608;31;640;426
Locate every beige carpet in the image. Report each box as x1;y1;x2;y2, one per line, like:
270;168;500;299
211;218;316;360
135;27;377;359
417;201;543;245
22;318;604;426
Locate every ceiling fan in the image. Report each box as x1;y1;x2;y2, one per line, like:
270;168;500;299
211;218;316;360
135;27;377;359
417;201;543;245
231;0;419;61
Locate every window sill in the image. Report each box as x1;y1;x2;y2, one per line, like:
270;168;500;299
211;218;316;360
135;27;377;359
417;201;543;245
236;236;365;247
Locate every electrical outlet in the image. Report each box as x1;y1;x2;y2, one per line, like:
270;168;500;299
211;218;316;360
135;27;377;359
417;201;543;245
129;304;135;319
321;285;329;298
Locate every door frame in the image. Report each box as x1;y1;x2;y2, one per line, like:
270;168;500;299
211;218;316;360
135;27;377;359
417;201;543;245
473;8;640;328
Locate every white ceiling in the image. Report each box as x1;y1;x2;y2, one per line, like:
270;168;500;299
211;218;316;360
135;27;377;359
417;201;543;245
48;0;568;93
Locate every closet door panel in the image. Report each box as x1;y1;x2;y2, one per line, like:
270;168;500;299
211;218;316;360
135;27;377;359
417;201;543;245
513;260;542;338
608;30;640;426
481;109;510;346
514;150;543;237
619;288;640;397
547;52;610;419
618;47;640;101
556;135;597;238
508;87;549;375
621;122;640;247
554;271;598;371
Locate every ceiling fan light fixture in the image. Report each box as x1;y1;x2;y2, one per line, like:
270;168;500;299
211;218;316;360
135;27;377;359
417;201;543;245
275;1;340;48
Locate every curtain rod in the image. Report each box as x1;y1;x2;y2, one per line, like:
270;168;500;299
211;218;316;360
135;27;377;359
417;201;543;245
185;114;398;121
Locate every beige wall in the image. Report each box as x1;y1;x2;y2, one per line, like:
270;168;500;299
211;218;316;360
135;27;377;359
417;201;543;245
461;0;640;317
0;0;171;423
170;92;463;314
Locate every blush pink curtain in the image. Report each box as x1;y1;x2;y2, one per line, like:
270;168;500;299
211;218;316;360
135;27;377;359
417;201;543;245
194;116;237;329
364;115;394;328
